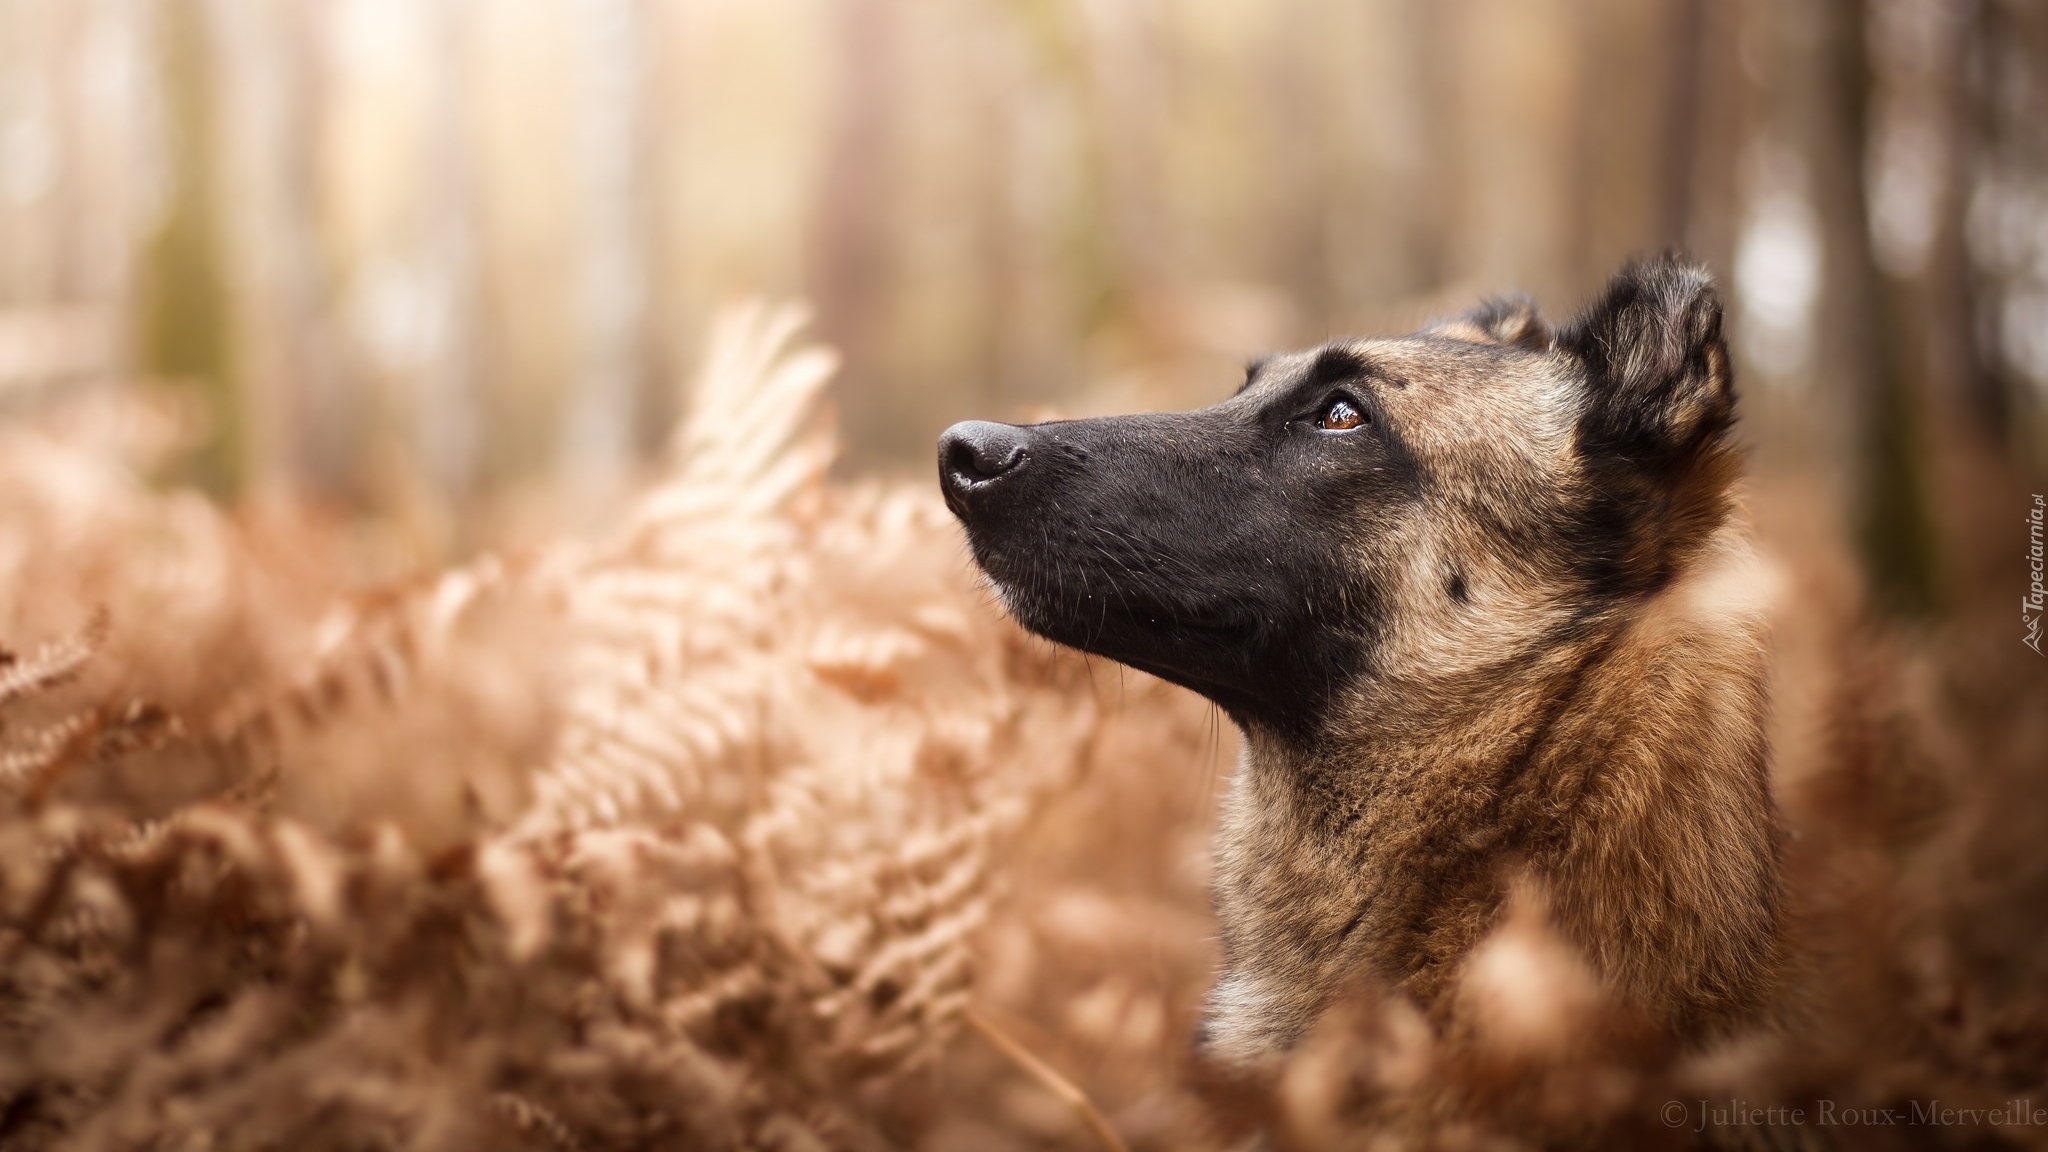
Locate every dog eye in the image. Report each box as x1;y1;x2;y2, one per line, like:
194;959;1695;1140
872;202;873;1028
1318;397;1368;431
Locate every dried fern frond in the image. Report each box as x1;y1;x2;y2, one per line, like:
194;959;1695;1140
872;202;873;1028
0;609;105;714
500;304;1105;1088
0;615;185;815
0;303;1112;1149
0;403;335;816
207;552;562;848
0;307;2042;1151
646;299;840;528
520;301;842;836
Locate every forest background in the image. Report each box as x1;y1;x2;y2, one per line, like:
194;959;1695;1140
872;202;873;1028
1;1;2046;1149
3;0;2043;577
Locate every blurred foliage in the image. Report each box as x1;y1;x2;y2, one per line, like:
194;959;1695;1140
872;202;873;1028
130;0;240;497
0;2;2045;1145
0;0;2044;577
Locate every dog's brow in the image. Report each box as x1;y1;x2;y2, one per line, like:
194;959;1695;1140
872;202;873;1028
1305;346;1371;386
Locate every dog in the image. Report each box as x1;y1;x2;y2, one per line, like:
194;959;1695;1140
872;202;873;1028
938;256;1782;1066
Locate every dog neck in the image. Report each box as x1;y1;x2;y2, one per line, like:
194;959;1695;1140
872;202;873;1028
1201;520;1782;1066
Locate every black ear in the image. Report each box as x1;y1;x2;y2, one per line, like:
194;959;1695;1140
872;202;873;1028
1559;257;1733;464
1428;294;1551;350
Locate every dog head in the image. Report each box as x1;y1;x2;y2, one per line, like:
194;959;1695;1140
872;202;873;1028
939;257;1739;743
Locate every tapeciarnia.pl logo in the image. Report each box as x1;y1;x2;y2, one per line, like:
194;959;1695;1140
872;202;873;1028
2027;494;2044;657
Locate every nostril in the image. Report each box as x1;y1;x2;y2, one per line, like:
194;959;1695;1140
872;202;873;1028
942;437;987;482
938;421;1030;489
962;438;1022;480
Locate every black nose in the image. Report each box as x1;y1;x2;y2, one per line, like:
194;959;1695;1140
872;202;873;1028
938;420;1030;497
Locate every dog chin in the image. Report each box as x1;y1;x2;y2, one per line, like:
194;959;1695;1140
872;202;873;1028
987;583;1080;647
976;575;1060;637
981;578;1103;652
985;580;1028;625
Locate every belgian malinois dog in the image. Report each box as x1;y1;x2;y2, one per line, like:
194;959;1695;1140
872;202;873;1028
938;257;1781;1065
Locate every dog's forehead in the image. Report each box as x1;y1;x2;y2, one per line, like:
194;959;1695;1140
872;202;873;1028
1237;343;1352;397
1371;335;1584;480
1359;333;1554;393
1238;333;1584;487
1238;333;1565;409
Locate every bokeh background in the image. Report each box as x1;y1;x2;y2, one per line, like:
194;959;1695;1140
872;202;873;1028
3;0;2045;603
3;4;2048;1148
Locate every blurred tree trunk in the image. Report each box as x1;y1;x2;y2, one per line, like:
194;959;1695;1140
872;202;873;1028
132;0;240;497
1808;0;1941;617
46;0;152;311
634;0;676;456
44;4;87;303
565;0;652;490
1566;0;1657;295
1679;0;1750;279
1268;0;1334;331
275;0;349;501
217;0;351;502
1865;0;2006;471
1925;0;2002;441
1072;0;1166;355
1973;0;2048;463
814;0;894;462
0;0;59;305
1390;0;1451;303
1313;0;1444;321
991;0;1119;407
1409;0;1455;297
968;20;1016;419
1659;0;1705;250
1441;0;1585;304
413;0;480;513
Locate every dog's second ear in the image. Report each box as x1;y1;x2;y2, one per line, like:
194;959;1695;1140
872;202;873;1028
1432;295;1551;350
1560;257;1733;465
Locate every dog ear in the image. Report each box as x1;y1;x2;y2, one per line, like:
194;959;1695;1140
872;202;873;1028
1430;295;1552;350
1560;257;1733;464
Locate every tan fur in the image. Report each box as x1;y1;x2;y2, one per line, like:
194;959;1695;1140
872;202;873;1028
1202;318;1781;1066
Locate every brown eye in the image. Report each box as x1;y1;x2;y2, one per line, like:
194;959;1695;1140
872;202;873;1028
1318;397;1367;430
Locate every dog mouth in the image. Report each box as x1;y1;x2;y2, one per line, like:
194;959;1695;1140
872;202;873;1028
986;564;1267;702
979;558;1253;650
